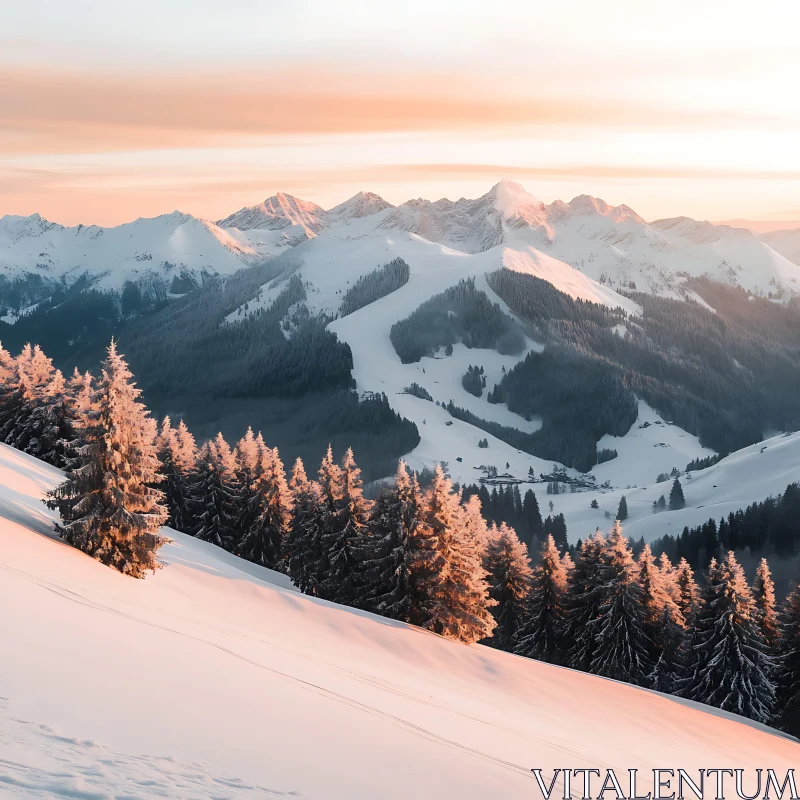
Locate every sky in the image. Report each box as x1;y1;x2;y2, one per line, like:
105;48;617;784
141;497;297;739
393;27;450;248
2;0;799;227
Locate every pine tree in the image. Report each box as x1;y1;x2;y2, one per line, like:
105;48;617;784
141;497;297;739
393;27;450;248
283;458;324;594
67;367;95;434
689;551;775;723
637;544;684;656
658;553;682;608
776;583;800;736
483;523;532;650
522;489;543;546
239;444;293;569
26;369;80;468
617;495;628;521
411;467;495;643
589;521;652;685
156;417;197;532
185;434;240;550
45;341;167;577
565;531;605;671
674;557;701;627
0;344;57;456
669;477;686;510
753;558;779;651
316;447;370;604
514;534;568;663
356;461;420;618
679;557;724;697
231;427;263;551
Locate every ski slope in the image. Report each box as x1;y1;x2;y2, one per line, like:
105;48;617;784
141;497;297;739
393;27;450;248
0;443;796;798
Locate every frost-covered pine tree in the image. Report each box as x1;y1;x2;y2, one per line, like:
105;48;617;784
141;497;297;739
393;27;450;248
649;608;682;695
753;558;779;651
678;556;724;697
565;531;606;672
231;427;263;551
283;458;324;594
637;544;684;657
658;553;681;606
589;521;652;685
239;444;293;569
68;367;95;432
674;557;701;627
689;551;775;723
46;340;167;577
514;534;568;662
0;344;58;456
315;446;360;603
185;433;240;550
482;523;532;650
0;342;15;387
25;369;82;468
413;467;495;643
776;583;800;736
156;416;197;532
356;460;420;618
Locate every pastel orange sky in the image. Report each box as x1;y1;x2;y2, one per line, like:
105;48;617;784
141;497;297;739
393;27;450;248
2;0;799;226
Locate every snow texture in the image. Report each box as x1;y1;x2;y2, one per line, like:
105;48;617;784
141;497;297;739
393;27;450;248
0;443;797;798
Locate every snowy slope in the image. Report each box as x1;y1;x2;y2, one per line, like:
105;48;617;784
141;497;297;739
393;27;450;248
544;431;800;545
0;443;796;798
761;228;800;267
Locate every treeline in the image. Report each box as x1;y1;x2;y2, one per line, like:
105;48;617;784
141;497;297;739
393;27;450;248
516;524;799;732
390;278;525;363
461;482;567;553
339;258;410;317
685;453;723;471
5;339;800;733
485;268;800;469
649;483;800;568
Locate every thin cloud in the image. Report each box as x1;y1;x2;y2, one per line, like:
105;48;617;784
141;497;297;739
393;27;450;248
0;66;784;155
369;163;800;182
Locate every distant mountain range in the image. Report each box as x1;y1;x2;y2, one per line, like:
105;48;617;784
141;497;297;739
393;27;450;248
2;180;799;316
3;180;800;490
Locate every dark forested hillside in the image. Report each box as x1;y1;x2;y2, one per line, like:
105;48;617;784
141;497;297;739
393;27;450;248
486;268;800;469
390;278;525;363
339;257;410;317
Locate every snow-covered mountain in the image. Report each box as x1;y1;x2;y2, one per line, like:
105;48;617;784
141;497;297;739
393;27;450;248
4;180;800;309
761;228;800;267
217;191;327;235
0;210;266;299
0;443;794;797
5;180;800;494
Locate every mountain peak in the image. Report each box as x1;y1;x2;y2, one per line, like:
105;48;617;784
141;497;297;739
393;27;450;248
567;194;645;224
328;191;393;221
217;193;325;232
485;180;547;229
0;212;63;236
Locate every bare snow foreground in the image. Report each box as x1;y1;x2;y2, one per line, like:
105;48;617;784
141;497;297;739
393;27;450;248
0;445;796;799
